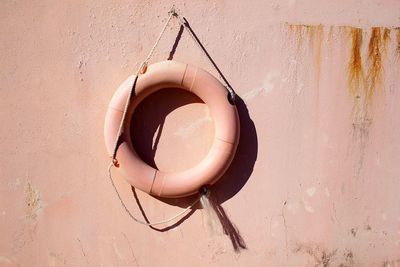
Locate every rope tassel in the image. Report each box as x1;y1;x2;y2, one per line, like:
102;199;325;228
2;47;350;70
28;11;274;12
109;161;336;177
200;187;222;235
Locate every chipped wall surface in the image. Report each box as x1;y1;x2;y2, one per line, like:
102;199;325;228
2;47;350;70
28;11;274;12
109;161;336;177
1;1;400;266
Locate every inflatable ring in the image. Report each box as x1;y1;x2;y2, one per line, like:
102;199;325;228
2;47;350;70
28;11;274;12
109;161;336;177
104;61;240;198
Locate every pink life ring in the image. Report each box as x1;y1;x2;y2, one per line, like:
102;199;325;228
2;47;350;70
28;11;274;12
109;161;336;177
104;61;240;198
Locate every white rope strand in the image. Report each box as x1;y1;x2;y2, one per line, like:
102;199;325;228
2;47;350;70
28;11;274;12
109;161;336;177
108;163;201;226
172;12;236;100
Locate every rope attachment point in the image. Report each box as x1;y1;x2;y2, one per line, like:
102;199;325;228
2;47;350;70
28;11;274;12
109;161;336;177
168;6;178;17
139;62;148;74
227;87;236;105
112;158;119;167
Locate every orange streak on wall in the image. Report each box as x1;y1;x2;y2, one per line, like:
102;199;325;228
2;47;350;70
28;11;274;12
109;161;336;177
366;27;382;100
396;28;400;58
348;27;363;100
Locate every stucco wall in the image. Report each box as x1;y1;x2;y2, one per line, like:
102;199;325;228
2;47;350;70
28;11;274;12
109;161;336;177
1;1;400;266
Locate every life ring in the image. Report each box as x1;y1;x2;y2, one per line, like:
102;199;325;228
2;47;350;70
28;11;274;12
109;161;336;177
104;61;240;198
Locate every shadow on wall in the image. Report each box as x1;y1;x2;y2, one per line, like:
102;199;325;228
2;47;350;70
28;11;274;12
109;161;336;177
126;17;257;251
130;92;258;205
130;87;203;170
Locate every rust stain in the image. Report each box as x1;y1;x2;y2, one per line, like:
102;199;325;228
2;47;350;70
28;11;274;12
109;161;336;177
287;24;324;89
310;25;324;89
287;24;391;103
305;25;315;42
348;27;364;99
383;28;391;45
366;27;382;99
347;27;384;107
396;28;400;57
382;28;391;56
327;26;334;46
289;24;306;50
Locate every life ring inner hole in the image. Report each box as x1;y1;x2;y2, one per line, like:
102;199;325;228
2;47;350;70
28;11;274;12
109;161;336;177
129;87;215;173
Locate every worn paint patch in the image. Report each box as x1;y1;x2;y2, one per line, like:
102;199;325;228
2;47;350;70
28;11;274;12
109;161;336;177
113;242;124;260
48;252;66;267
383;259;400;267
306;187;316;197
293;242;337;267
286;201;300;214
7;178;21;188
25;182;41;220
324;187;330;197
0;256;12;264
242;72;280;101
303;200;315;213
174;112;211;138
340;249;355;267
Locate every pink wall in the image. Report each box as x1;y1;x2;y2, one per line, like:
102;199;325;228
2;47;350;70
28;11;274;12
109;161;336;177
1;1;400;266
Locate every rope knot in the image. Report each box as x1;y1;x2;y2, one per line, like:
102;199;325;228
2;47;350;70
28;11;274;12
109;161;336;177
200;186;211;197
112;158;119;167
168;6;178;17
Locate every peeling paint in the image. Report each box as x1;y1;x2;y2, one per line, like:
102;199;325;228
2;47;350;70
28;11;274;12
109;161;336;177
306;187;316;197
324;187;330;197
293;242;337;267
304;200;315;213
242;72;280;101
350;227;358;237
48;252;66;267
7;178;21;188
113;242;124;260
25;182;41;220
286;201;300;215
340;249;355;267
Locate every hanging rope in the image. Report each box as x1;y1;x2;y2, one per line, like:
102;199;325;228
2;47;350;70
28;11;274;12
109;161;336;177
108;163;202;226
170;9;236;102
108;7;232;226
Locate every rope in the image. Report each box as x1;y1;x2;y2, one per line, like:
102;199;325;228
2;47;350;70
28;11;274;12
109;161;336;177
171;10;236;101
108;163;201;226
107;7;230;226
110;11;175;160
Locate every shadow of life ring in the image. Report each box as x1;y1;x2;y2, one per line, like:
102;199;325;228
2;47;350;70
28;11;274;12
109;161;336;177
104;61;240;198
